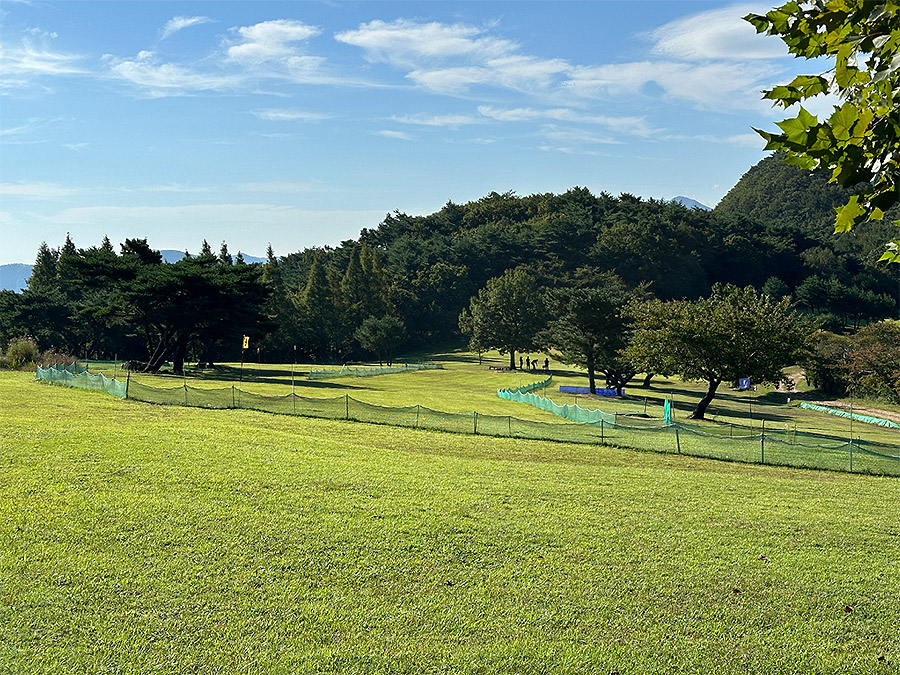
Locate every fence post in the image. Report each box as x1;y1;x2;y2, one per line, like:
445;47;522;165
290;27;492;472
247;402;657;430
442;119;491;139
293;392;296;415
675;425;681;454
232;385;235;408
416;404;420;429
125;371;131;399
600;419;604;444
849;438;853;472
473;411;478;435
508;415;512;437
345;394;349;420
184;383;188;406
761;420;766;464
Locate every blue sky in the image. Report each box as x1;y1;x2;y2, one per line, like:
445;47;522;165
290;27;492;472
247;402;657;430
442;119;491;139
1;1;815;265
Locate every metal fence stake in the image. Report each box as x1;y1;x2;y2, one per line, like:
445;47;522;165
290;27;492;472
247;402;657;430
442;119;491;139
761;420;766;464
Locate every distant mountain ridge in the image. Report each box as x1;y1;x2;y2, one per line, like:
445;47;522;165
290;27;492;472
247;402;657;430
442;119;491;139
0;250;266;292
671;196;711;211
159;250;266;265
0;264;31;292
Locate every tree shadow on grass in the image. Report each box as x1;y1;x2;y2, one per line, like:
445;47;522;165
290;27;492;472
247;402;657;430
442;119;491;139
161;365;366;391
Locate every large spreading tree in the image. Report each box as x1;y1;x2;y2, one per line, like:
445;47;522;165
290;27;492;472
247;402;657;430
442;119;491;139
625;284;815;419
460;267;545;370
746;1;900;261
541;273;644;395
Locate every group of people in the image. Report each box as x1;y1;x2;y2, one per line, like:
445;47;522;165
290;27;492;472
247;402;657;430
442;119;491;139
519;355;549;371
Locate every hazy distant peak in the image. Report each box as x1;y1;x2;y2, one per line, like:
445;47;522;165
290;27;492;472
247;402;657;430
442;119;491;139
671;196;711;211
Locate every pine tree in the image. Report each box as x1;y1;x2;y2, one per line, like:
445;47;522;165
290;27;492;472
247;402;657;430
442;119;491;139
28;242;59;293
218;241;232;265
299;252;338;359
360;244;390;316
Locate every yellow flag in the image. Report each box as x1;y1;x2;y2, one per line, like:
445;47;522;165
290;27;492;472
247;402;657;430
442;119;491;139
242;335;249;350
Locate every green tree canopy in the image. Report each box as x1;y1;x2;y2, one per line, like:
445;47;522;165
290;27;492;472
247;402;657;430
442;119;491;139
746;1;900;261
461;267;545;370
541;273;643;395
354;315;407;365
625;284;815;419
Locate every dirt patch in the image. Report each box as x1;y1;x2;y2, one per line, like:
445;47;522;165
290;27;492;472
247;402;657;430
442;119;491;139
780;370;900;424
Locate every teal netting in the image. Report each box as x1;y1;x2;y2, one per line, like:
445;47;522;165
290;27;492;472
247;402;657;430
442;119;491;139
499;377;667;429
36;363;126;398
308;363;441;379
35;367;900;476
799;401;900;429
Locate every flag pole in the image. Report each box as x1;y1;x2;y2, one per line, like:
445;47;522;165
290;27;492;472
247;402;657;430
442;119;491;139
240;335;249;386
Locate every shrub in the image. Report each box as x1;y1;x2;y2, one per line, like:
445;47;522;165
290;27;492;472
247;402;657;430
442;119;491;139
3;337;40;369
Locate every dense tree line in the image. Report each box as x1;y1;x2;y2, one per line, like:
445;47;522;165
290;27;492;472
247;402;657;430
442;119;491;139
1;155;897;390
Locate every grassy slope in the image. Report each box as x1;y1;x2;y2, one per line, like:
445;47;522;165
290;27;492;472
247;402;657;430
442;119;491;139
2;371;899;674
107;349;900;449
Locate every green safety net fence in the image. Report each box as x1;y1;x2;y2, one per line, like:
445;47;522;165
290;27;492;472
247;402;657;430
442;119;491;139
498;377;900;475
308;363;441;380
799;401;900;429
36;363;127;398
499;377;666;429
34;366;900;476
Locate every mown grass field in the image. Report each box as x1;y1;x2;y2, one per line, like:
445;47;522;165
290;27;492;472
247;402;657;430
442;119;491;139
3;370;900;673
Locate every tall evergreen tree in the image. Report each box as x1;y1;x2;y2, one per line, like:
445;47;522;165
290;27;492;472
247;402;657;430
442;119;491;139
219;241;232;265
28;242;59;294
298;252;338;359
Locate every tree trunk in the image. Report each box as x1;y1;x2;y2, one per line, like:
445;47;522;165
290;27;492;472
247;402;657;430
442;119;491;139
171;335;188;375
509;350;516;370
689;379;720;420
642;372;653;387
146;330;170;372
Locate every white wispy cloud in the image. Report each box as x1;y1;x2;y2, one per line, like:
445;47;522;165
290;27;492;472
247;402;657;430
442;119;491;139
337;19;570;95
541;125;620;147
114;183;212;194
161;16;215;40
376;130;415;141
391;113;479;127
0;181;79;197
105;50;243;97
252;108;334;122
477;105;655;137
0;37;87;84
227;19;321;64
107;19;369;96
335;19;514;66
565;60;776;111
649;3;785;61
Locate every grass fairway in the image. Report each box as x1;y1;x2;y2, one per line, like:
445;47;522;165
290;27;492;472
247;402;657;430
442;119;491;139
2;371;899;674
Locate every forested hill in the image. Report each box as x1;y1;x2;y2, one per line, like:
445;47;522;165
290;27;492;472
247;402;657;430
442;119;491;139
276;175;896;349
281;187;786;327
3;155;897;366
715;152;848;236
